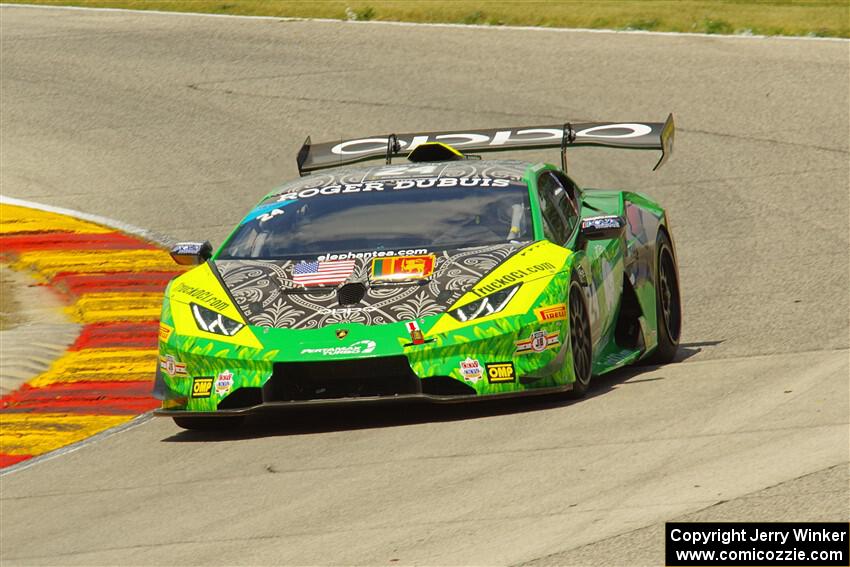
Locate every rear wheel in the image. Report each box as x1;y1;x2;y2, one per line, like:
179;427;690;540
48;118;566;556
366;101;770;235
566;278;593;398
172;416;245;431
645;231;681;364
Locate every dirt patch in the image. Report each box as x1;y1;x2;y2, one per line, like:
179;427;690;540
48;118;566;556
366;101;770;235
0;264;22;331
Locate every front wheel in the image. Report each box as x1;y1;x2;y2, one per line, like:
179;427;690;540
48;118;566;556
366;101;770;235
566;278;593;398
644;231;681;364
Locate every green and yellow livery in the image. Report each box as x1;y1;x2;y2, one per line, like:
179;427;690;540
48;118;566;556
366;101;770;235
154;117;682;429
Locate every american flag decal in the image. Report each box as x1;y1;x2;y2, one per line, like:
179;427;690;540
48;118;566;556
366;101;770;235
292;260;356;287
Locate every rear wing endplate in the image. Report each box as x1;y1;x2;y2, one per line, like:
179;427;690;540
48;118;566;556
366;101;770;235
297;114;674;175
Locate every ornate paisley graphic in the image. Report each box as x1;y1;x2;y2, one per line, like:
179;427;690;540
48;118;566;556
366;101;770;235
216;243;522;329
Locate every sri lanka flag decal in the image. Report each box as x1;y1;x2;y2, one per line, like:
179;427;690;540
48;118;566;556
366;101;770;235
371;254;436;281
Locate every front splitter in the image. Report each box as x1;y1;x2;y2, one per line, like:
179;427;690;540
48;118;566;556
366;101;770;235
153;384;573;417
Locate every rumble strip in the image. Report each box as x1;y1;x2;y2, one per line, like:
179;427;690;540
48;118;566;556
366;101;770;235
0;202;183;469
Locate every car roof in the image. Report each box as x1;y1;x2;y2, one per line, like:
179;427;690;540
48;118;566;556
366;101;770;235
262;159;535;203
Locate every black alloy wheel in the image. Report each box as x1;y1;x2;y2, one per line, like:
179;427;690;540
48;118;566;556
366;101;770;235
566;279;593;398
645;231;681;364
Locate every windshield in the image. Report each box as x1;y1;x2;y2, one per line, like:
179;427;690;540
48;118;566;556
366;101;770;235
218;177;532;260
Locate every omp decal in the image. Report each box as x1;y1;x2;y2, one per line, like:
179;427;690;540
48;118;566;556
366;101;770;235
168;263;262;349
0;202;186;469
485;362;516;383
515;330;560;355
428;241;571;335
371;254;436;281
534;304;567;323
459;357;484;383
191;377;213;399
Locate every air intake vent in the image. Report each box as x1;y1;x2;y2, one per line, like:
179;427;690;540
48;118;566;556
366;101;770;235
264;357;421;401
338;282;366;306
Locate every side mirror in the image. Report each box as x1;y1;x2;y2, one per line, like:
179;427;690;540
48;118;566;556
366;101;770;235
578;215;625;247
170;241;213;266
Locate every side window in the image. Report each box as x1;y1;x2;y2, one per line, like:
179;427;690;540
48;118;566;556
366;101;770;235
537;173;569;244
552;172;580;235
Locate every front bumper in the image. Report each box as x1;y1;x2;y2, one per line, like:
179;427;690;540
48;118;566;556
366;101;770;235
153;382;574;417
156;309;573;414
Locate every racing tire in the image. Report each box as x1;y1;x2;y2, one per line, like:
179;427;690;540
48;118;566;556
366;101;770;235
565;277;593;398
172;416;245;431
644;231;681;364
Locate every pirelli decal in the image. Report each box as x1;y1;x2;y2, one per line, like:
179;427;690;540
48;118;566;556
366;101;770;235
159;323;173;342
534;304;567;323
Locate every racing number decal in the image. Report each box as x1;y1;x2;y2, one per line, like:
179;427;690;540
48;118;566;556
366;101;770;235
371;164;442;177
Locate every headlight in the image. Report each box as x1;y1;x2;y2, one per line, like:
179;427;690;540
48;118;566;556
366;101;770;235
191;303;244;336
449;284;520;322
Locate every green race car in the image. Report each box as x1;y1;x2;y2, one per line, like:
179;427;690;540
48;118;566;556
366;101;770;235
154;116;681;430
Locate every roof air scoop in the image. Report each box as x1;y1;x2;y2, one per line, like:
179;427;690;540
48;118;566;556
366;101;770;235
407;142;465;163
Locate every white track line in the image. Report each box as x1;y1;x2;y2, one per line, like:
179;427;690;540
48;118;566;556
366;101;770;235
0;414;154;476
1;2;847;43
0;194;173;246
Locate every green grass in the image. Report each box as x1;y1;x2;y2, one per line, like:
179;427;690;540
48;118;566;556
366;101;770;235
4;0;849;38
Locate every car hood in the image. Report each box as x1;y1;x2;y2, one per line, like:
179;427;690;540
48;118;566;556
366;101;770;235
214;243;526;330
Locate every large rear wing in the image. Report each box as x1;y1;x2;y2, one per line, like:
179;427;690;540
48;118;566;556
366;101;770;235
297;114;674;175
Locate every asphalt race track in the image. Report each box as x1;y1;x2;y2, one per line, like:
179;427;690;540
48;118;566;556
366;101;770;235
1;6;848;565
